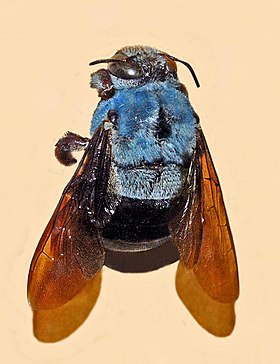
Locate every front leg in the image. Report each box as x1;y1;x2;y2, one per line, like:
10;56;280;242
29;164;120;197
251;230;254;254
90;69;115;100
55;132;90;166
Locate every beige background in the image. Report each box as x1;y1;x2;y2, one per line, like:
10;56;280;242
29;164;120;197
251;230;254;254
1;0;279;363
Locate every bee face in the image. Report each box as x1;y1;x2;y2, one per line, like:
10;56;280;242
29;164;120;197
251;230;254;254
89;45;199;92
108;46;178;84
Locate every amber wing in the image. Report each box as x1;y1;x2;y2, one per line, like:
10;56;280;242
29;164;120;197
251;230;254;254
28;124;112;310
171;128;239;303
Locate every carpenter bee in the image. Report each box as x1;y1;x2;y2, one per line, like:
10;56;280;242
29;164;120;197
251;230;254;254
28;46;239;341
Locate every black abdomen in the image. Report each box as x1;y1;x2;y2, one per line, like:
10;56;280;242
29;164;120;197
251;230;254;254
101;196;179;272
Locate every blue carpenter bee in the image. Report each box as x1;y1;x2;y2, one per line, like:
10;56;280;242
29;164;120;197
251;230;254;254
28;46;239;341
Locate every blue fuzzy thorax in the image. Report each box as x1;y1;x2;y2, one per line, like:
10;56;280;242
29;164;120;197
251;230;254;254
90;80;197;167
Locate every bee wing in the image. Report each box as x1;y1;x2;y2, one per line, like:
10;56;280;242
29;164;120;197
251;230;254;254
171;128;239;303
28;125;112;310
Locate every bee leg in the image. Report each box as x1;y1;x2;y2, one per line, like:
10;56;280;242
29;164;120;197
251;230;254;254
55;132;90;166
90;69;115;100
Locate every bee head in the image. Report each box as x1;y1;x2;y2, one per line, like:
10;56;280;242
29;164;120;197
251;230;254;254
89;45;199;90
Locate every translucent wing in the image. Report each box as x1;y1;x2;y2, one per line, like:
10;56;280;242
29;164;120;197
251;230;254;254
171;128;239;303
28;124;112;310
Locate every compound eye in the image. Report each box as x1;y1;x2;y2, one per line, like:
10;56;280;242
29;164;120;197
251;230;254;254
108;53;143;79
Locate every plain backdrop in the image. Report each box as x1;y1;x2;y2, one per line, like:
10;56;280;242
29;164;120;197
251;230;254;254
1;1;279;363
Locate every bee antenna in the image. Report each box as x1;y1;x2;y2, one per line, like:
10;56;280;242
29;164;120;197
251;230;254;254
89;58;124;66
167;55;200;88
